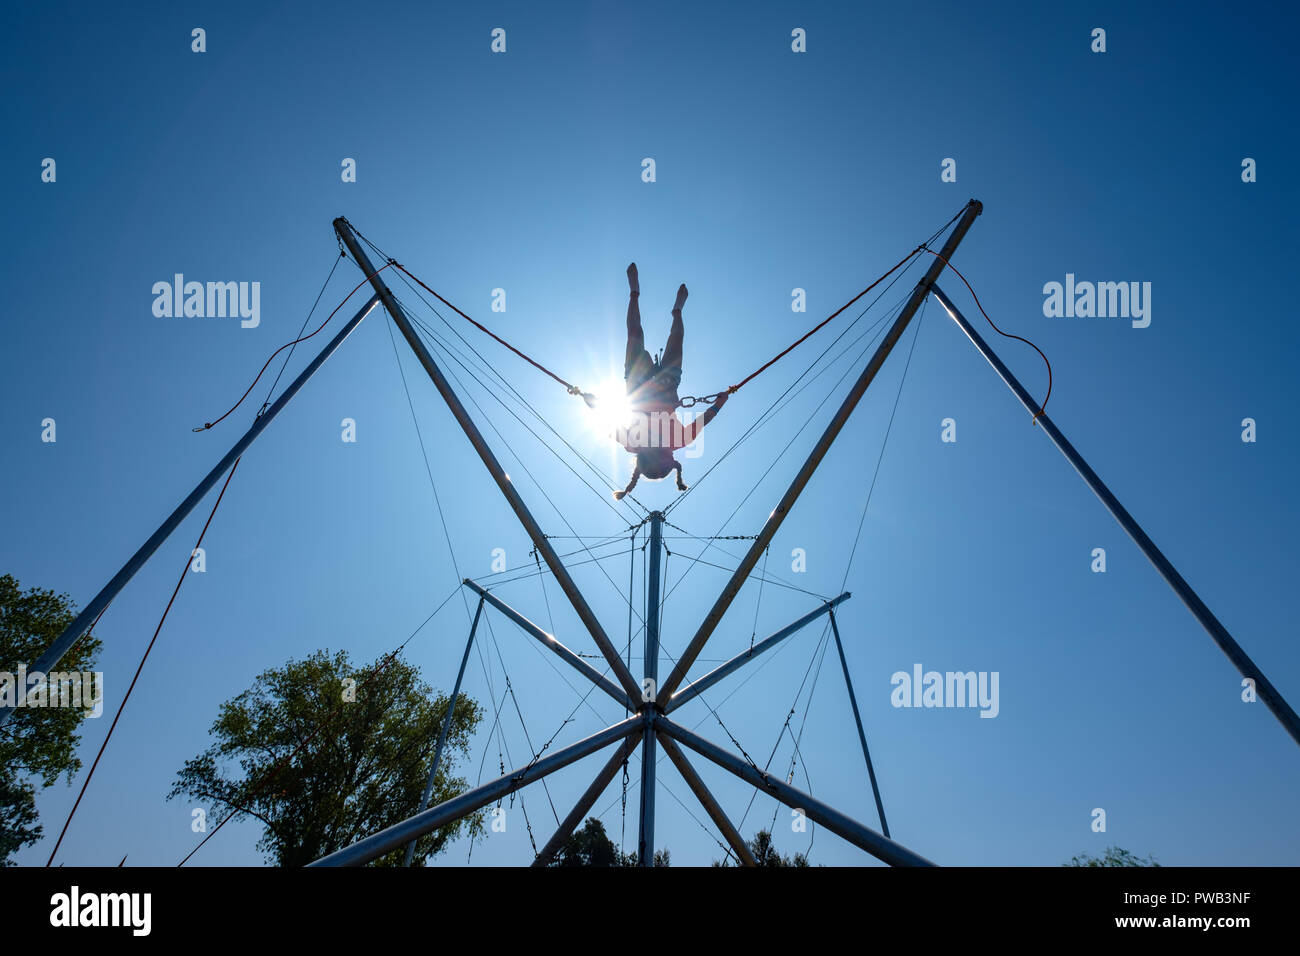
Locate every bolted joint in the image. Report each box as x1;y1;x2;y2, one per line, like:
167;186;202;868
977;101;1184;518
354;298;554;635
635;699;662;717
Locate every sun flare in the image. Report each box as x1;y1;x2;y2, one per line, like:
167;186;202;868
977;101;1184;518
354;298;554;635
585;379;637;438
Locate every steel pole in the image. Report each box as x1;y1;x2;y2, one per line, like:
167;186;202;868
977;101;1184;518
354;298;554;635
310;716;642;866
930;282;1300;749
656;730;757;867
531;733;642;867
666;592;851;713
0;293;383;728
829;610;889;837
656;200;984;702
463;579;632;709
656;718;935;867
333;218;642;704
404;595;485;866
638;512;664;866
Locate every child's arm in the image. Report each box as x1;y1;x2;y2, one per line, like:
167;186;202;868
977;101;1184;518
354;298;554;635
673;392;729;448
613;462;642;500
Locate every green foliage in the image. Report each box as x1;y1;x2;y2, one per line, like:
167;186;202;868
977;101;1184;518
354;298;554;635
169;648;482;866
712;829;811;867
1064;845;1161;867
0;574;102;865
549;817;669;866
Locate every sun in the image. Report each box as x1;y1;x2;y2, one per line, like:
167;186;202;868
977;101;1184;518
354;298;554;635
584;378;637;438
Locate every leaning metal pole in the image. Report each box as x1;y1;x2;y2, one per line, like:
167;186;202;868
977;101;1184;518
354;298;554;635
666;593;851;713
531;733;642;867
0;293;383;729
463;579;632;709
657;717;935;867
931;283;1300;749
656;730;757;866
829;609;890;837
333;218;642;704
638;512;664;866
404;595;485;866
311;716;643;866
656;199;984;703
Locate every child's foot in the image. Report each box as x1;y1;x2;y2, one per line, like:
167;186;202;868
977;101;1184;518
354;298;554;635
627;263;639;295
674;283;688;311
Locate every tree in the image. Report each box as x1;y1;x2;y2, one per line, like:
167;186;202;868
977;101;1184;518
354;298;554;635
549;817;669;866
1064;846;1160;867
0;574;103;865
712;829;810;867
169;648;482;866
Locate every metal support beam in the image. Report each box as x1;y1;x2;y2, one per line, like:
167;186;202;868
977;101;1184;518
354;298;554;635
829;609;889;837
310;716;642;866
333;218;642;704
638;512;664;866
0;293;383;728
531;732;642;867
656;200;984;702
930;283;1300;750
666;592;851;713
464;579;632;709
656;718;935;867
656;730;757;867
404;595;485;866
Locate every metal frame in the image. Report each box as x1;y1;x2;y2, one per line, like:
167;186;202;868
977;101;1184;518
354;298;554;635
312;206;989;866
333;220;644;705
36;203;1270;867
326;203;1294;868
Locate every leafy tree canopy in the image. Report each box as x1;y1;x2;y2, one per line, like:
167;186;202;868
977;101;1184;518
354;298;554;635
170;648;482;866
550;817;668;866
713;829;811;867
0;573;102;864
1064;846;1160;867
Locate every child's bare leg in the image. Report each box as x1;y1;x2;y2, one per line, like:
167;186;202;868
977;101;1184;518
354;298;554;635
662;283;686;371
625;263;645;377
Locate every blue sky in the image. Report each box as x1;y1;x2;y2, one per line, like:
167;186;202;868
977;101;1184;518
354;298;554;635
3;1;1298;866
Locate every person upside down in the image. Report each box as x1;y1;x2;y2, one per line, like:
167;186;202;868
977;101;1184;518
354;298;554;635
586;263;729;500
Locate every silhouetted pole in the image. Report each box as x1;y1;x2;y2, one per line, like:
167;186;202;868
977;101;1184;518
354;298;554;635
931;282;1300;750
